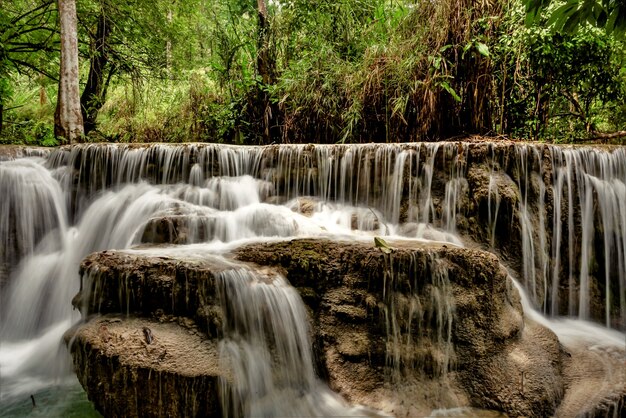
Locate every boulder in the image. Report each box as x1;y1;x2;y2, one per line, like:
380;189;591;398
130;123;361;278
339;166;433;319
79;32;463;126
75;249;233;336
65;315;224;418
67;239;624;418
235;239;565;417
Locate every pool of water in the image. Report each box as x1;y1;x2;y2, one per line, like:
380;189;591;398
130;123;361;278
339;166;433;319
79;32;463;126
0;379;100;418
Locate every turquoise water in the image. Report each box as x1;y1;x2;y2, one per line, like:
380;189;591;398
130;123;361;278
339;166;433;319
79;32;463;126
0;382;100;418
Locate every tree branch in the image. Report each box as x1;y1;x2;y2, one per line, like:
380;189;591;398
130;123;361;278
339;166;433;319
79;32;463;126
561;90;585;119
550;112;584;120
10;59;58;81
6;26;57;41
10;1;55;25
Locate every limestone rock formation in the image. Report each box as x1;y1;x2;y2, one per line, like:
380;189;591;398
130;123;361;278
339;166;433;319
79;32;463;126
75;249;231;336
65;239;624;418
235;240;566;417
65;316;223;418
6;141;621;326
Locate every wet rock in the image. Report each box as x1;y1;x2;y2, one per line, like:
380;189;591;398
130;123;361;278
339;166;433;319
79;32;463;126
463;164;520;251
459;319;564;417
76;250;232;335
556;339;626;418
336;328;371;358
286;197;318;216
69;238;624;418
0;145;50;161
140;215;214;244
235;239;566;417
65;315;224;418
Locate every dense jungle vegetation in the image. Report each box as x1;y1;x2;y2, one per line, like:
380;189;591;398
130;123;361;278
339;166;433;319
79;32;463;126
1;0;625;145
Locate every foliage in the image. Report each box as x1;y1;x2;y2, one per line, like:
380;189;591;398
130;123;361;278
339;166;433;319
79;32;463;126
0;0;625;144
493;4;625;140
0;75;58;145
524;0;626;36
0;1;59;81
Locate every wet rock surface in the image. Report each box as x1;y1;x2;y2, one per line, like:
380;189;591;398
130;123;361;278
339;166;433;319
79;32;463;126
76;250;233;336
66;238;624;418
0;145;50;161
138;205;216;245
66;315;223;418
235;240;567;417
556;340;626;418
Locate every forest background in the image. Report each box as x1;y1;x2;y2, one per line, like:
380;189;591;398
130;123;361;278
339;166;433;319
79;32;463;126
1;0;625;146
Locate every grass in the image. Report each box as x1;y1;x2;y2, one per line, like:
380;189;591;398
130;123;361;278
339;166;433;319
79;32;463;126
0;80;58;146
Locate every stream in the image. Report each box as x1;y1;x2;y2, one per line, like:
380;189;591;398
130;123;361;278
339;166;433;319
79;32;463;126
1;142;624;417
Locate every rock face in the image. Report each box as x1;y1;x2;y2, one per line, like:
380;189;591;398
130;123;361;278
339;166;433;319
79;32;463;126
66;316;223;418
76;250;231;336
235;240;565;417
65;239;624;418
556;340;626;418
0;145;50;161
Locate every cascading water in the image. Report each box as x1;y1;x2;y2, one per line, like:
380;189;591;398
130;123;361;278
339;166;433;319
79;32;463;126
510;277;626;417
0;158;67;283
217;268;386;417
381;252;455;380
544;146;626;326
1;142;625;416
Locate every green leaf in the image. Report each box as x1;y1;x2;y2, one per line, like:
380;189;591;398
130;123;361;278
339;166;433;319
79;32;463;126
440;81;462;103
563;9;583;33
606;7;620;32
374;237;393;254
476;42;490;57
525;0;554;26
597;9;608;27
548;2;577;27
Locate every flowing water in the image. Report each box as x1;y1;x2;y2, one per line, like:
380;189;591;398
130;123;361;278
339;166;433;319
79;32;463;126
1;142;625;416
216;267;387;417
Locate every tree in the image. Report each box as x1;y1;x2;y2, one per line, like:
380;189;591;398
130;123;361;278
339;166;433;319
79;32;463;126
80;2;112;134
0;1;58;79
55;0;83;142
0;1;58;133
75;0;202;134
525;0;626;36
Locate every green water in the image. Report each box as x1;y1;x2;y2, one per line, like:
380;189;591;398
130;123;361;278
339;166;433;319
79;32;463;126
0;383;100;418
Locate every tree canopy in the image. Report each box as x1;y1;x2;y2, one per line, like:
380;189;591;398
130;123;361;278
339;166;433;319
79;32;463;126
0;0;624;145
525;0;626;36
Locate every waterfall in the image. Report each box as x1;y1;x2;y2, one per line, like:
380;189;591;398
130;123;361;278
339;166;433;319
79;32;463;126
217;268;385;417
381;253;455;380
0;158;67;281
1;142;625;415
547;147;626;326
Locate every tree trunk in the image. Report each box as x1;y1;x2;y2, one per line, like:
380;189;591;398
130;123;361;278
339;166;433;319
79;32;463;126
254;0;279;143
80;9;111;134
55;0;84;143
588;130;626;141
256;0;271;85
